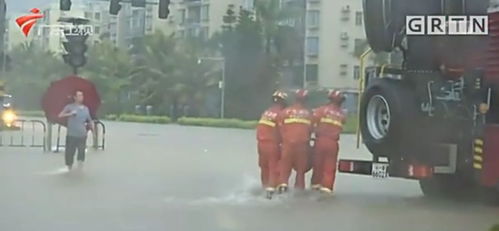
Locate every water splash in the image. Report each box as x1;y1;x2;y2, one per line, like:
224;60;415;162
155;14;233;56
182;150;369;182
163;174;290;207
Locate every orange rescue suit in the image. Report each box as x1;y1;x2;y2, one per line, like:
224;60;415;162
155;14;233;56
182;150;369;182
256;105;282;189
311;104;346;190
277;104;312;189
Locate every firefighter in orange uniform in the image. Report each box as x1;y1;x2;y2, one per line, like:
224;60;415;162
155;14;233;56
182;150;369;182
277;89;313;193
257;91;288;198
311;90;347;195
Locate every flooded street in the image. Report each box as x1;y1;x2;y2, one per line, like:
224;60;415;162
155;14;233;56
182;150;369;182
0;121;497;231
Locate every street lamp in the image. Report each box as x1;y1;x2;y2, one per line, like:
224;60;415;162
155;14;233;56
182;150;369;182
198;56;226;119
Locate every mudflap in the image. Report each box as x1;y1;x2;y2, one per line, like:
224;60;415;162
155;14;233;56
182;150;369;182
481;125;499;188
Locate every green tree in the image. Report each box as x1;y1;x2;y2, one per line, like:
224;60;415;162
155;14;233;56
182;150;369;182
82;40;136;115
212;6;280;119
255;0;300;54
3;42;71;110
134;32;217;118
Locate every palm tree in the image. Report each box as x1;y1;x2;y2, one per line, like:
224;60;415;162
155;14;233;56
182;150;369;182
134;32;218;117
82;40;137;114
255;0;300;54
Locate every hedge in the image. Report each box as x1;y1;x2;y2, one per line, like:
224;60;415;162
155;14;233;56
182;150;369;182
16;112;359;133
177;117;258;129
106;114;172;124
177;115;358;134
71;113;359;133
17;110;45;117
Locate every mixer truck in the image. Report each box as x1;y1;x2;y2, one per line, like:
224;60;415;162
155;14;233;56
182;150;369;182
339;0;499;201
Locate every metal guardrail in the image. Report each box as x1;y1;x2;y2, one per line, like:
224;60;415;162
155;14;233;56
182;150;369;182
54;120;106;152
0;119;47;151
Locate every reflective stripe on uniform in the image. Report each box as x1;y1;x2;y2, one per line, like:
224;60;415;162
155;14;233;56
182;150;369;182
284;118;311;125
473;163;483;169
258;119;276;127
319;118;343;127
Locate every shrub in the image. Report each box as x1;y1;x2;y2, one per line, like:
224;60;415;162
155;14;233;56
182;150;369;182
117;114;172;124
17;110;45;117
104;114;118;121
177;117;257;129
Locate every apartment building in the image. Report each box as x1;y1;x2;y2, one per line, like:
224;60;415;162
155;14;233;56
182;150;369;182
20;0;117;54
169;0;254;39
304;0;366;90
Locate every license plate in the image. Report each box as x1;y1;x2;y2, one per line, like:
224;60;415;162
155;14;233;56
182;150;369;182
372;163;389;178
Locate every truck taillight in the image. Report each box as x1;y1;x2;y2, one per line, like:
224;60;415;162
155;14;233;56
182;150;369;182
407;164;433;179
339;160;355;172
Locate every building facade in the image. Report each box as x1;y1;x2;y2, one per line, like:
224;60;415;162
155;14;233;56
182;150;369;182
169;0;253;39
304;0;366;90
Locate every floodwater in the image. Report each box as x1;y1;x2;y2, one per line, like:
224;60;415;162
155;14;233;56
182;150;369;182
0;121;497;231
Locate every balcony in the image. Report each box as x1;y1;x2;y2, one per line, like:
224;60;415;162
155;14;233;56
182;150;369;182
183;0;202;6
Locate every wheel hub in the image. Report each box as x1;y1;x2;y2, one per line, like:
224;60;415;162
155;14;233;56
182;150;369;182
366;95;391;140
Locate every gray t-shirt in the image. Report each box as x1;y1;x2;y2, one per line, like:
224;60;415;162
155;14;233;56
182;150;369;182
62;103;92;137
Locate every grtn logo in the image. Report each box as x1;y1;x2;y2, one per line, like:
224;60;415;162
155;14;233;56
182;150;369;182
406;16;488;35
16;8;44;37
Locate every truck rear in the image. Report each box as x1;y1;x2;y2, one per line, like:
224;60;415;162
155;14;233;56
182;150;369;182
341;0;499;202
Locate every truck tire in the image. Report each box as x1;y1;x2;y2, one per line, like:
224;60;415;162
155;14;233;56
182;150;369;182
363;0;406;52
360;78;418;158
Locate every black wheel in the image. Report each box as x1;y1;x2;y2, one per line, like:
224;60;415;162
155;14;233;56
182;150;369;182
363;0;406;52
360;78;418;158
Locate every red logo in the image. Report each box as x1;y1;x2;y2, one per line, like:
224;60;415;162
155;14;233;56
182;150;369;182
16;8;44;37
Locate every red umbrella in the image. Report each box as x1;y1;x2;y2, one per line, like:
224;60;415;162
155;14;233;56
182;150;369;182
41;75;101;126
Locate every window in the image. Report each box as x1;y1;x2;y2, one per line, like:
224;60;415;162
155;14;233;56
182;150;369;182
84;12;92;19
188;6;201;24
340;64;348;76
242;0;254;10
95;12;101;21
355;11;363;26
340;33;349;48
307;10;320;27
306;64;319;82
94;26;101;34
306;37;319;56
201;5;209;22
353;65;360;80
179;9;186;25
